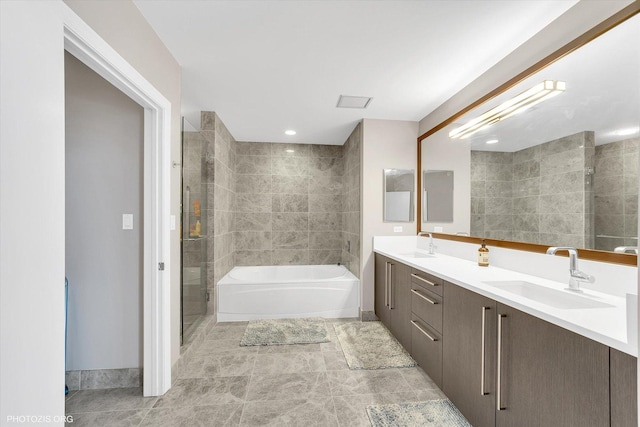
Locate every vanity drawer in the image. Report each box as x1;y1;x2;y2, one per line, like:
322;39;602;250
410;269;443;296
411;285;443;333
411;314;442;388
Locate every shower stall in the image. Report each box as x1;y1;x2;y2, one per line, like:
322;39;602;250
180;117;208;344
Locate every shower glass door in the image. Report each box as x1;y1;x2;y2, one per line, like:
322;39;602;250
180;117;207;344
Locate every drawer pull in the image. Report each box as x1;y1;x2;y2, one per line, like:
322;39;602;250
411;320;438;342
497;313;506;411
411;289;438;305
411;273;437;287
480;306;490;396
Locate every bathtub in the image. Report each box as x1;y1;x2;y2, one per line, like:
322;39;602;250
217;265;360;322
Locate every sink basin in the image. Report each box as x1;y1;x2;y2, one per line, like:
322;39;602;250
483;280;614;309
399;252;433;259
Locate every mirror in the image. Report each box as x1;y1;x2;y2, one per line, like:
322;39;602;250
419;11;639;261
423;170;454;222
384;169;415;222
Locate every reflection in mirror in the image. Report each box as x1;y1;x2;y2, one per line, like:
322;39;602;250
384;169;414;222
419;12;639;256
423;170;454;222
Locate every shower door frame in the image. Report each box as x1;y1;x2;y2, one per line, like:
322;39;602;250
62;6;172;397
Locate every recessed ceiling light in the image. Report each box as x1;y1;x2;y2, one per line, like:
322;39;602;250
613;127;639;136
285;149;295;153
486;139;499;144
285;130;296;136
336;95;373;109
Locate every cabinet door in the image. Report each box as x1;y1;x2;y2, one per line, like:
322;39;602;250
610;348;638;427
389;261;411;350
443;282;497;427
496;303;609;427
374;253;390;327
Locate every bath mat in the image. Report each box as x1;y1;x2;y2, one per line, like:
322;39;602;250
366;400;471;427
239;317;330;346
333;322;416;369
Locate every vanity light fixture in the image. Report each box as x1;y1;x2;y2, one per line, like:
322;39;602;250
613;127;639;136
485;139;498;144
449;80;566;140
284;130;296;136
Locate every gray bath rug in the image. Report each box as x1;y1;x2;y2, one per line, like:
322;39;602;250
366;400;471;427
239;317;330;346
333;322;416;369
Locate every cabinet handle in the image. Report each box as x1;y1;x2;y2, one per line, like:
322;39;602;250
389;264;395;309
411;320;438;341
411;273;437;287
384;262;389;308
497;313;506;411
480;306;490;396
411;289;438;304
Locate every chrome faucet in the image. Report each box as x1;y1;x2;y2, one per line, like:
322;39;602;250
545;247;595;292
418;232;436;255
614;246;638;254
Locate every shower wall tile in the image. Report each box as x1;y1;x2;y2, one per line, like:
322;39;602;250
540;148;584;176
484;198;512;215
272;175;309;194
235;250;272;266
233;140;346;266
539;192;583;214
309;194;342;212
595;155;624;177
236;193;272;213
272;231;309;249
309;176;343;195
272;156;309;176
470;162;486;181
540;213;584;235
309;232;342;250
470;198;485;215
272;249;309;265
237;141;271;156
512;159;540;181
594;195;624;215
235;231;272;251
236;175;271;194
272;194;309;212
540;170;583;195
625;195;638;215
309;250;342;265
201;111;216;130
272;213;308;231
309;157;344;176
485;163;513;182
486;181;513;198
236;155;272;175
271;143;310;157
513;145;540;164
512;196;539;214
309;145;341;158
513;214;539;233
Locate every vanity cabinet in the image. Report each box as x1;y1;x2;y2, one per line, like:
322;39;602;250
442;282;497;427
374;253;411;350
610;348;638;427
495;303;610;427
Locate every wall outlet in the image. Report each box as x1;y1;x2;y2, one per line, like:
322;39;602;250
122;214;133;230
434;226;443;232
393;226;403;233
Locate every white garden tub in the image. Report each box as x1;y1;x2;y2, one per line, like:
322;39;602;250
217;265;360;322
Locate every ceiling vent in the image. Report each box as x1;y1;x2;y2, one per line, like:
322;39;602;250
336;95;373;109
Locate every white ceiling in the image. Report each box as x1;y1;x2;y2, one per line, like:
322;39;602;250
134;0;578;145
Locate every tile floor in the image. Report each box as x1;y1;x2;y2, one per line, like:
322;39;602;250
65;319;446;426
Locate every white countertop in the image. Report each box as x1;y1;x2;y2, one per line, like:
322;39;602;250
374;238;637;357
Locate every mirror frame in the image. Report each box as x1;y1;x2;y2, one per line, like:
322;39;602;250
417;3;640;266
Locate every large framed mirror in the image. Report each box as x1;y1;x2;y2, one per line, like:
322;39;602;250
418;5;639;266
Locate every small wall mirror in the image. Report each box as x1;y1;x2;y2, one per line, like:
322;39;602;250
423;170;454;222
384;169;415;222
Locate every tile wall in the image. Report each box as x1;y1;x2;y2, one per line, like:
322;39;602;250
471;131;595;248
234;141;344;265
341;123;362;278
594;137;639;251
201;112;236;315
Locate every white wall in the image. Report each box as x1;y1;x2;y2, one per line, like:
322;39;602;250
421;132;470;234
64;0;182;367
65;53;144;370
1;0;67;422
361;119;419;312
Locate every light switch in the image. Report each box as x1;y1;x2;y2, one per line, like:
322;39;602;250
393;226;403;233
170;215;176;231
122;214;133;230
434;226;443;232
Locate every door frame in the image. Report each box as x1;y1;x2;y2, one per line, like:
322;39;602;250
62;7;172;396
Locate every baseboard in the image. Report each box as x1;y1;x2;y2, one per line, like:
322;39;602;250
65;368;142;391
360;310;378;321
